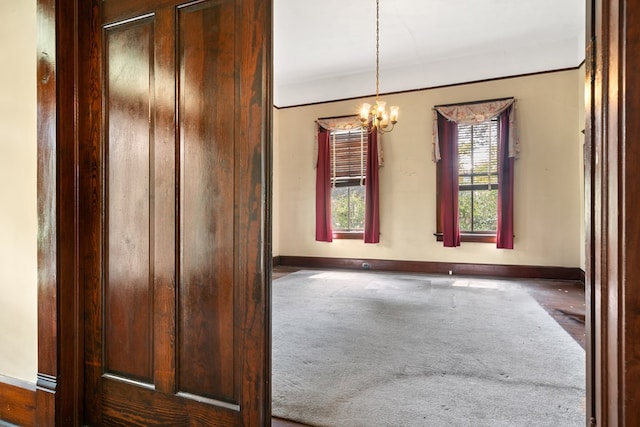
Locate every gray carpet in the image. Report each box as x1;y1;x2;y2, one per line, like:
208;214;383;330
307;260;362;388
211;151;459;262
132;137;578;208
272;270;585;427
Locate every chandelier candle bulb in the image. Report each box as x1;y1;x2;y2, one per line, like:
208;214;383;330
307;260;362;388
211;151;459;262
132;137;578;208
376;100;386;119
389;105;399;123
360;103;371;122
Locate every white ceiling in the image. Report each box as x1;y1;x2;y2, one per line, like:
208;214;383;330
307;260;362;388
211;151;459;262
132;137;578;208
273;0;586;107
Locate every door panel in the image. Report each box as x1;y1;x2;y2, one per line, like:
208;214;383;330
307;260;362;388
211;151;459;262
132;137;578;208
178;0;236;402
82;0;271;424
105;16;155;384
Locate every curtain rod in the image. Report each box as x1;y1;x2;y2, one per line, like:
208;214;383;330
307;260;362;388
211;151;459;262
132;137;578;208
316;113;359;121
433;96;514;109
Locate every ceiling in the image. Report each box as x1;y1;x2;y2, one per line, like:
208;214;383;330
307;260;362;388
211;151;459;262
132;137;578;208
273;0;586;107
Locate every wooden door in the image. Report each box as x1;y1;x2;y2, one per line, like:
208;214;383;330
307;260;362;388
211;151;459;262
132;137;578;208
79;0;272;425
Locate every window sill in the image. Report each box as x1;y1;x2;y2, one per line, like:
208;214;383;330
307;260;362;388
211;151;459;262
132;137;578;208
434;232;496;244
333;231;363;240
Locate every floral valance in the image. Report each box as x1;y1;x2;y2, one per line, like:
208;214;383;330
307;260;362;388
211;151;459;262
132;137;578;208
432;98;519;161
314;115;384;167
316;115;362;131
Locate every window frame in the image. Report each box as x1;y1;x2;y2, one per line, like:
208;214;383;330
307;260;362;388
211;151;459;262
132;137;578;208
331;183;365;238
329;129;367;239
435;118;500;244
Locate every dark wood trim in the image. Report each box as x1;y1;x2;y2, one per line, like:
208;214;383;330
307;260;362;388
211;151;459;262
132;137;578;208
274;65;583;109
59;0;86;425
434;232;497;244
243;0;273;422
278;256;584;282
316;113;359;121
619;0;640;417
583;1;595;425
589;0;609;425
333;231;364;240
272;256;281;267
36;0;60;425
0;375;36;427
589;0;640;425
37;0;87;425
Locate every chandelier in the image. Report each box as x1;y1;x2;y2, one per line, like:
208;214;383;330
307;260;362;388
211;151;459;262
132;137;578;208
360;0;399;134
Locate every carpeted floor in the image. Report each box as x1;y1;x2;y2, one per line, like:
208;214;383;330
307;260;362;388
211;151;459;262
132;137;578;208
272;270;585;427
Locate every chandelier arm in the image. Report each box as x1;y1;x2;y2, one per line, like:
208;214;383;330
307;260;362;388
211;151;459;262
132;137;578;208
379;122;395;134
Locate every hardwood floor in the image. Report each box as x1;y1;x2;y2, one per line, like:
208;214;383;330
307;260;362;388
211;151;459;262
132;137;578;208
270;266;586;426
521;278;585;349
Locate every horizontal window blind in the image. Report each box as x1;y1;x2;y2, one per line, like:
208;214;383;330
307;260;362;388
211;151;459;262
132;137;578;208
457;118;499;232
330;129;367;187
457;118;499;190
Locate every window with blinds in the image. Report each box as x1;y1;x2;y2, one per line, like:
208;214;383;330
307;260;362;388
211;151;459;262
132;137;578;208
330;129;367;187
457;118;499;232
330;129;366;233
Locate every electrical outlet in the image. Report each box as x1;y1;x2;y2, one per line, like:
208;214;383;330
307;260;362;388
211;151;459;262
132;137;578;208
448;270;453;275
362;263;370;270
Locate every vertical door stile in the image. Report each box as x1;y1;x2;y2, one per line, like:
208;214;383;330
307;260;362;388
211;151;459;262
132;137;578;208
153;7;177;396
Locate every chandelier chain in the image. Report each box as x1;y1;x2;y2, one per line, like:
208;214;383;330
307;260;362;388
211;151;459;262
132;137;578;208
375;0;380;102
359;0;398;134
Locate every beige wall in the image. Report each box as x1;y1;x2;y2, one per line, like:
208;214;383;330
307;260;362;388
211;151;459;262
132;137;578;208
0;0;38;383
272;107;281;257
276;69;584;268
578;63;586;270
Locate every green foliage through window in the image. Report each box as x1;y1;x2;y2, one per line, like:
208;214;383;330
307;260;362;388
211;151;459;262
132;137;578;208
331;186;365;231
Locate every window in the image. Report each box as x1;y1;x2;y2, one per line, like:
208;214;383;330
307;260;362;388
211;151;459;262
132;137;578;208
434;99;516;248
315;117;380;244
331;186;365;232
457;118;499;234
330;129;366;238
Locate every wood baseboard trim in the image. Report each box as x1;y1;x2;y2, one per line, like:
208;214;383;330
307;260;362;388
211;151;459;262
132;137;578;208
272;255;281;267
277;256;584;282
0;375;36;427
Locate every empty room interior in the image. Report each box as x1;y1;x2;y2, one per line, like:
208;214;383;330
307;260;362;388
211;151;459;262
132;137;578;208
0;0;591;426
270;0;586;425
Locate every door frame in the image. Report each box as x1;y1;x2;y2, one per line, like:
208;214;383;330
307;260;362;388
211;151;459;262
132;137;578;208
36;0;273;425
36;0;83;424
586;0;640;425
